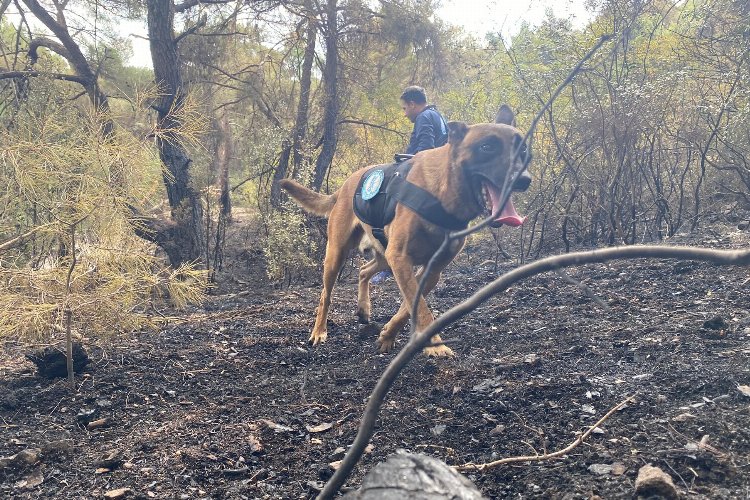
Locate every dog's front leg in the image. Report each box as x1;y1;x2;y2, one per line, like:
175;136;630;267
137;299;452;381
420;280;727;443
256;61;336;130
379;254;453;357
376;267;452;356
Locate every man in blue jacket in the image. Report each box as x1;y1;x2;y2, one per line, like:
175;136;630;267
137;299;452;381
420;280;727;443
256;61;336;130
401;86;449;154
371;86;449;285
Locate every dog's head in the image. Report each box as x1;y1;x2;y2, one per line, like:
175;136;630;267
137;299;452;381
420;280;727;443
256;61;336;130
448;105;532;228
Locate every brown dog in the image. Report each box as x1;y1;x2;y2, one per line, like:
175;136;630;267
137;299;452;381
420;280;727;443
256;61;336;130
280;105;531;356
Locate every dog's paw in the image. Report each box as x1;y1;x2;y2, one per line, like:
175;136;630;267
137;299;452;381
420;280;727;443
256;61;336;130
356;308;370;324
309;331;328;346
376;335;395;353
423;344;454;357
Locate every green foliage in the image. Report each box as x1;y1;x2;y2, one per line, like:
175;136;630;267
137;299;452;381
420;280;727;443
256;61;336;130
261;204;318;281
0;92;207;342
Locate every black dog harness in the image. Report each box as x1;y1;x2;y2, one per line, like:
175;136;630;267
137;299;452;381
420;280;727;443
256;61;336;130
352;159;468;248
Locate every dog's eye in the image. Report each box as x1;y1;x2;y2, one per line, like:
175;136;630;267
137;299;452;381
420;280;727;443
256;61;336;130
513;135;529;161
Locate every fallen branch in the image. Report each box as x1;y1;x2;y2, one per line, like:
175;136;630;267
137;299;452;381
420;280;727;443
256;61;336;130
455;395;634;471
317;244;750;500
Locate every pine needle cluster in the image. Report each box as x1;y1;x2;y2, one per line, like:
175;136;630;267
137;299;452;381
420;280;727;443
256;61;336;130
0;97;206;343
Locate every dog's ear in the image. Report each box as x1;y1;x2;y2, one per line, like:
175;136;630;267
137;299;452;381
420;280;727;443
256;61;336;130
495;105;516;126
447;121;468;145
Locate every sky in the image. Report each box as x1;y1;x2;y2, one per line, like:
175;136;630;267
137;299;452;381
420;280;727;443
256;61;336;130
121;0;595;68
437;0;594;38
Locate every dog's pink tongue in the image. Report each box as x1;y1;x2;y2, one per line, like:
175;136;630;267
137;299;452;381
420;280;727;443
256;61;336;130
488;185;525;227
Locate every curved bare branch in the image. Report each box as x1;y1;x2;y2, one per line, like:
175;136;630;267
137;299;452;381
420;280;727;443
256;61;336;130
27;36;70;63
317;244;750;499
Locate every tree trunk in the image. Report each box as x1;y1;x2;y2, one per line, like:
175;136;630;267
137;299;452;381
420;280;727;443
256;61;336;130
147;0;205;265
214;112;233;218
292;12;317;177
312;0;340;192
272;7;318;204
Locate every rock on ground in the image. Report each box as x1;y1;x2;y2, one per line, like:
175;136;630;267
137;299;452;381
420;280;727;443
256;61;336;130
634;464;679;499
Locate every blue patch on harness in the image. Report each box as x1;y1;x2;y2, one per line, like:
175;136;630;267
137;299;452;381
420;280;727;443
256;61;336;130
361;169;384;200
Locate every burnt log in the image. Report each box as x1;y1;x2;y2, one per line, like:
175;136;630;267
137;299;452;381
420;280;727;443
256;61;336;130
342;452;485;500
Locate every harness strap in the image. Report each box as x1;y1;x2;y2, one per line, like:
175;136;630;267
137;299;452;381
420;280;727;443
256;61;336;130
386;172;468;231
353;160;468;249
371;228;388;248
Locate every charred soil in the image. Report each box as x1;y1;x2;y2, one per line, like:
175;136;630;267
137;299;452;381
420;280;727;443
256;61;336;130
2;227;750;499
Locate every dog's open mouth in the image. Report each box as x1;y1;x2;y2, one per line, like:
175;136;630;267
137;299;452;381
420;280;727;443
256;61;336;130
481;181;525;228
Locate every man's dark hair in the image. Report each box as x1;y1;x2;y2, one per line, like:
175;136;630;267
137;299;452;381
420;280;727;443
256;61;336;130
400;86;427;105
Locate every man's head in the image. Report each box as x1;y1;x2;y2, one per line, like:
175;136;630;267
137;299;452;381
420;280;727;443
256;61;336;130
400;85;428;123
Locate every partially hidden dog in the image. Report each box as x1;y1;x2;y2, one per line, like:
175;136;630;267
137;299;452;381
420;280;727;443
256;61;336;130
280;105;532;356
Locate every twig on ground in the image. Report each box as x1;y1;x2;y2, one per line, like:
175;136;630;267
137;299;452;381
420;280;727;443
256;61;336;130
454;395;633;471
555;269;610;310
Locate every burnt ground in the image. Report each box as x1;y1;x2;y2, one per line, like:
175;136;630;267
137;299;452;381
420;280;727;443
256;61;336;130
2;225;750;499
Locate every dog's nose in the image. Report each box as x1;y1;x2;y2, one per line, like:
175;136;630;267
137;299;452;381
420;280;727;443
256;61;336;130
513;170;532;192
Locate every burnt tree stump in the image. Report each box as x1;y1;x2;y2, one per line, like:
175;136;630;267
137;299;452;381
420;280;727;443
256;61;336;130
26;343;89;378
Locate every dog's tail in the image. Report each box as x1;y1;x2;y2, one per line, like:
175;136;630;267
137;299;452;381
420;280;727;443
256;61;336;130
279;179;338;217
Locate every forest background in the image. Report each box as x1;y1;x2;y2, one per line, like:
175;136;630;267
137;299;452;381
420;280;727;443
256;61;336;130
1;0;749;345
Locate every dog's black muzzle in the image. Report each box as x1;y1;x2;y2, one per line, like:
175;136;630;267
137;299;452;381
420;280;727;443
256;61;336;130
513;169;532;192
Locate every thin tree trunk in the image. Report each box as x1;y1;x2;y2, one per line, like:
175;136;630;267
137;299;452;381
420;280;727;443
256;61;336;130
214;112;233;218
312;0;340;192
292;12;317;177
272;8;318;204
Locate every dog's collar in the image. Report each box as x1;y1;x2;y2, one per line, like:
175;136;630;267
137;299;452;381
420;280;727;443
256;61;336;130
386;162;469;231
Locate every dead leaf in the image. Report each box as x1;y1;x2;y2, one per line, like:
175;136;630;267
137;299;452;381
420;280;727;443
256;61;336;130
95;468;112;474
329;460;342;470
87;418;110;431
588;463;612;475
104;488;132;499
489;424;505;436
306;422;333;433
431;424;446;436
672;413;696;422
261;419;293;433
524;353;540;365
737;385;750;397
247;434;264;453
